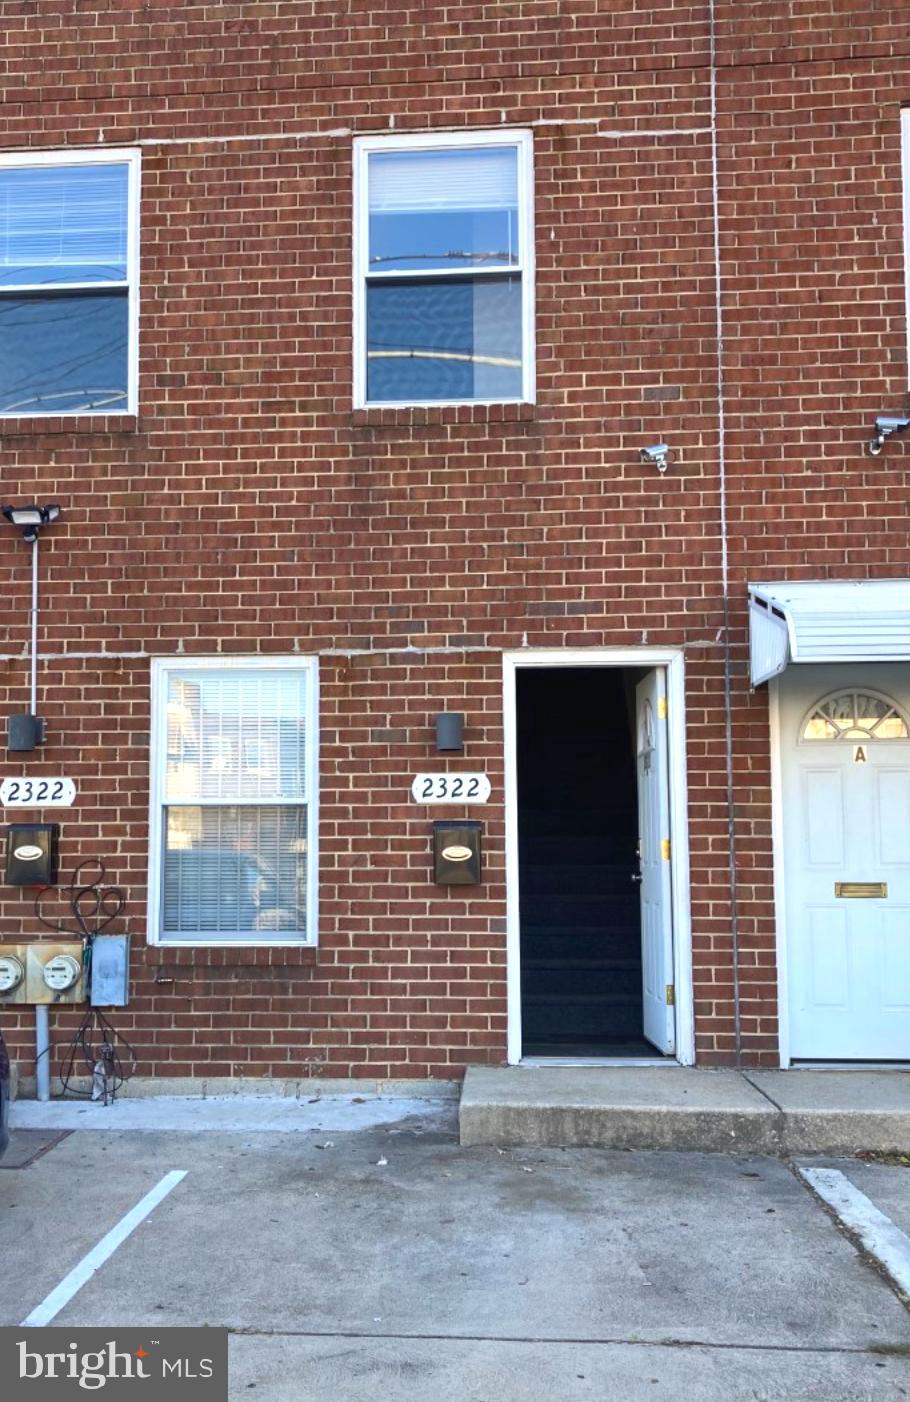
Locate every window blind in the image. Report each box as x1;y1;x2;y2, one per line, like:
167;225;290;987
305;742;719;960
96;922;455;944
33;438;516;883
165;671;307;803
368;146;518;213
163;805;306;936
0;163;129;284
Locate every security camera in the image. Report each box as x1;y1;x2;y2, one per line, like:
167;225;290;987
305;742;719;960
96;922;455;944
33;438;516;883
868;416;910;456
640;443;670;473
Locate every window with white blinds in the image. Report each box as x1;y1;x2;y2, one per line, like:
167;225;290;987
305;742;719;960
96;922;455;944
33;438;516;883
354;130;534;407
0;150;140;417
150;659;317;945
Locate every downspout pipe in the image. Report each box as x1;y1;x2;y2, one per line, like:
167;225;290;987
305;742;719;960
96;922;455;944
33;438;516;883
709;0;743;1066
32;533;51;1101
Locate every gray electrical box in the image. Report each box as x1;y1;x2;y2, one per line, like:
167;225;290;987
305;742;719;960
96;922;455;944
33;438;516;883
90;934;130;1007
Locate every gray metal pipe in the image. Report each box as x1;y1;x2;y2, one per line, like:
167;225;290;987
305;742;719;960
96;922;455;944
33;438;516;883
35;1004;50;1101
30;533;39;715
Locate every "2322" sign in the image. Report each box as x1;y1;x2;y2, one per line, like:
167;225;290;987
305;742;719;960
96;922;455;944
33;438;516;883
410;773;491;804
0;777;76;807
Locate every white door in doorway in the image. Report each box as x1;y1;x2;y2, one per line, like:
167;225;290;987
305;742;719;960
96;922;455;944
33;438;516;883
636;670;676;1054
781;664;910;1061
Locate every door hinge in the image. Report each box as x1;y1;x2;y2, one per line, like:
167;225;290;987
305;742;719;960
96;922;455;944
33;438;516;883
658;696;668;720
666;984;675;1006
661;838;671;861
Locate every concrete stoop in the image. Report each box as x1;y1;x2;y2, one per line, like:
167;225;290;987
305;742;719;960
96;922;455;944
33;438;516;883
458;1066;910;1156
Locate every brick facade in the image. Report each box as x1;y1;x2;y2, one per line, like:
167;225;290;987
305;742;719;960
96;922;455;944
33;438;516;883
0;2;907;1082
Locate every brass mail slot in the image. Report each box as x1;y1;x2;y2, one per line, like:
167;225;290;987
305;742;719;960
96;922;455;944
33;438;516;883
834;882;887;899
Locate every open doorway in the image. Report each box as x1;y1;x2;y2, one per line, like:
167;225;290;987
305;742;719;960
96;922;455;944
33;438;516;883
515;665;676;1059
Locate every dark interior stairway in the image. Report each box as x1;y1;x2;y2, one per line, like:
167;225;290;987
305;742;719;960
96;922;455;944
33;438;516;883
517;668;653;1057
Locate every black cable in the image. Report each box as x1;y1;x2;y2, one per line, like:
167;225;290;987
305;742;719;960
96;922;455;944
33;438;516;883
56;1008;138;1103
32;863;135;1101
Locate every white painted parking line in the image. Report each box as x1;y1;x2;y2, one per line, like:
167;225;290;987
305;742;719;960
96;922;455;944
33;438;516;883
799;1165;910;1297
21;1169;188;1327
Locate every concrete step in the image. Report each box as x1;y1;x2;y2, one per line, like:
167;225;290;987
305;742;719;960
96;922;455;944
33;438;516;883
458;1066;910;1155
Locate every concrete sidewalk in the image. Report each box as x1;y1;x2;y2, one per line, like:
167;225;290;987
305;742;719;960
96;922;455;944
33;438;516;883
459;1066;910;1155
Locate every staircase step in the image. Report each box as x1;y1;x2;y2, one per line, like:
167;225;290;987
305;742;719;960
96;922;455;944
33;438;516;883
521;836;637;865
521;895;640;927
520;809;637;835
519;863;638;896
521;970;642;1003
521;996;644;1039
522;956;641;972
521;930;641;964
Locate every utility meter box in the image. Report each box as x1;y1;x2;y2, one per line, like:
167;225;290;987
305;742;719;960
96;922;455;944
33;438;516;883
90;934;130;1007
0;944;28;1004
25;941;85;1004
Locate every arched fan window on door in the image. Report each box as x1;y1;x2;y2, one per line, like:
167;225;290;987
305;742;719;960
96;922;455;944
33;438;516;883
801;689;910;742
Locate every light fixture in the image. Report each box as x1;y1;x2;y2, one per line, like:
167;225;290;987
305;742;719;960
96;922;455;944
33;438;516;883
867;416;910;456
1;502;62;751
1;502;60;543
640;443;671;474
436;712;464;753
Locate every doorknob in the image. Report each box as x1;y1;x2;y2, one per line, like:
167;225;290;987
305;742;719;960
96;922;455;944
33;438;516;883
630;873;642;883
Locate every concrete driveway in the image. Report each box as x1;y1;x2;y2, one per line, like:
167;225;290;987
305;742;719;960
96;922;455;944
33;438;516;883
2;1098;909;1400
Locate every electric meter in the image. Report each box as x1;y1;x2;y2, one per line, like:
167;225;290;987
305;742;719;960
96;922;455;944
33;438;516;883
43;953;82;991
25;941;86;1004
0;953;25;993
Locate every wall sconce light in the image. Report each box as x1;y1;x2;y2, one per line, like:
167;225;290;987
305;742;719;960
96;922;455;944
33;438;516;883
435;712;464;753
1;502;61;752
868;416;910;456
640;443;671;474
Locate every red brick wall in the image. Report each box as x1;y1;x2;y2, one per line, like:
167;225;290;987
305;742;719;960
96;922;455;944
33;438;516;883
0;2;906;1079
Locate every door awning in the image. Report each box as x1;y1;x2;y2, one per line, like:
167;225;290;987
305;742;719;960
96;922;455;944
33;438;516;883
748;580;910;686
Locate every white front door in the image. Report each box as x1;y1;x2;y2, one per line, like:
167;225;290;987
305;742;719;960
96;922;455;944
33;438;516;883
636;669;675;1054
780;664;910;1060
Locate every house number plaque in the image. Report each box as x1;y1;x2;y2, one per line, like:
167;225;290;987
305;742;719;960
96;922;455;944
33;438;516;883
411;773;491;804
1;777;76;808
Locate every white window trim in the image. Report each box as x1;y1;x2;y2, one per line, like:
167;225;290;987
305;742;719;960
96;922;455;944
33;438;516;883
0;146;141;418
147;655;319;948
353;128;535;409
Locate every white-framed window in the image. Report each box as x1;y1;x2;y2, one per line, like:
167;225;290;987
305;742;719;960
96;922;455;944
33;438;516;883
0;147;140;416
148;657;318;947
353;129;535;408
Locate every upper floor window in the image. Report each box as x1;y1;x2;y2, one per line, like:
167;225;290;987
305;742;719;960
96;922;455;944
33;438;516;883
0;149;140;416
354;130;534;407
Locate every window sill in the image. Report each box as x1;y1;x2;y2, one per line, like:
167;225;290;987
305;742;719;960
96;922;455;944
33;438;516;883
0;414;139;437
143;943;319;970
352;401;536;429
